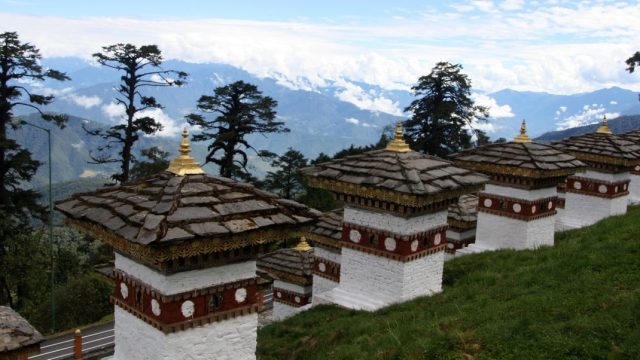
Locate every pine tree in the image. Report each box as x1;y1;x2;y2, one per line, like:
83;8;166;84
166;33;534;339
265;148;307;199
626;51;640;73
84;43;187;184
130;146;170;180
404;62;488;157
0;31;69;306
186;81;288;179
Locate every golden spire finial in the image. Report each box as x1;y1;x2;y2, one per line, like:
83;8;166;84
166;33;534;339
385;121;412;153
596;115;612;134
294;236;312;252
167;127;205;176
513;119;532;143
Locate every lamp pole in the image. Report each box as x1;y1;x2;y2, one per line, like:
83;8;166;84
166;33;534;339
14;119;55;332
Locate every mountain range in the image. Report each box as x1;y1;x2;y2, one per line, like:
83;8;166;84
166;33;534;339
11;57;640;184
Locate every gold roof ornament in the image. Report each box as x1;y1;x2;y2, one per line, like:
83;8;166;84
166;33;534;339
596;115;612;134
513;119;533;143
167;127;205;176
294;236;312;252
385;121;412;153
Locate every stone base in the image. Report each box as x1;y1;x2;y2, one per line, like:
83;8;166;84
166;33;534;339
557;193;627;230
473;212;555;252
317;249;444;311
113;306;257;360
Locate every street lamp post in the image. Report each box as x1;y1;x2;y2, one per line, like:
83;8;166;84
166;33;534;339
13;118;55;332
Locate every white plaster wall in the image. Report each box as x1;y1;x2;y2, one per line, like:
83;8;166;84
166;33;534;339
115;254;256;295
558;192;628;230
475;212;555;250
581;170;630;182
339;248;443;305
484;184;556;201
312;275;338;298
314;247;341;264
113;306;257;360
344;206;447;235
446;228;476;242
554;207;565;232
628;174;640;205
273;280;311;294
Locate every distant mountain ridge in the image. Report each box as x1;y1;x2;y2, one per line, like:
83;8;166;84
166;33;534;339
535;115;640;142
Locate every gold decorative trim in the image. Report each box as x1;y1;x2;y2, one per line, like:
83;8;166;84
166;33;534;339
447;218;476;231
566;150;638;168
453;160;581;179
65;218;306;270
307;233;341;251
294;236;313;252
306;177;483;208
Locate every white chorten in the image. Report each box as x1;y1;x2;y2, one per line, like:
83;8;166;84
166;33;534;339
56;129;318;360
302;123;487;311
553;117;640;230
451;120;585;252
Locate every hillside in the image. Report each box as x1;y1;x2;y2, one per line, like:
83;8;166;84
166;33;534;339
257;207;640;359
536;114;640;141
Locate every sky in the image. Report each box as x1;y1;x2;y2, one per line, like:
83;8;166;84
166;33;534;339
1;0;639;101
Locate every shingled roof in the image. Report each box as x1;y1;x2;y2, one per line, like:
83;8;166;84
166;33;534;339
301;124;487;208
257;241;314;286
552;132;640;167
450;121;584;178
620;129;640;144
448;194;478;225
307;209;343;250
450;142;585;178
55;129;320;269
0;306;43;357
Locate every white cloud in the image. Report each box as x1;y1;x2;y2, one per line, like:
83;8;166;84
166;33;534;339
610;100;618;105
71;140;84;149
66;94;102;109
2;1;640;96
499;0;524;11
472;93;515;118
334;79;402;115
101;102;125;119
559;106;567;112
556;104;620;130
345;117;360;125
79;169;100;178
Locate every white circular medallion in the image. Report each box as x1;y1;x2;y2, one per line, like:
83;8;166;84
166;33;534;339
531;205;536;214
151;299;161;316
548;201;553;210
410;240;419;252
598;184;608;194
434;233;442;246
120;283;128;299
512;203;522;213
574;181;582;190
624;184;628;190
294;296;301;303
181;300;195;318
614;186;619;193
277;291;282;298
384;237;396;251
235;288;247;303
349;229;361;243
319;262;326;272
635;165;640;171
483;198;492;208
447;243;454;249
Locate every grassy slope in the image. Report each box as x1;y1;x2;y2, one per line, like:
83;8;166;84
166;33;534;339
257;207;640;359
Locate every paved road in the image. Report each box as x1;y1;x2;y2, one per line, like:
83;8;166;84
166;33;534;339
30;322;114;360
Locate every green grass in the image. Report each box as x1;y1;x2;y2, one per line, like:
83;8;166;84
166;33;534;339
257;207;640;359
